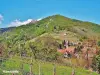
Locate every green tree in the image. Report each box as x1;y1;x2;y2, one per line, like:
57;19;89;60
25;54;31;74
98;41;100;46
92;55;100;74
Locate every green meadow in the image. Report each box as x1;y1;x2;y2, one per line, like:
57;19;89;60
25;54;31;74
0;56;99;75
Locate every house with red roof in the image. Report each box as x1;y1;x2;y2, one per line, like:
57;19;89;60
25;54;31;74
58;47;75;58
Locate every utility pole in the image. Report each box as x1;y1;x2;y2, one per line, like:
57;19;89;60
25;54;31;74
71;69;75;75
39;63;41;75
86;48;89;69
53;64;56;75
30;56;33;75
30;63;32;75
86;40;90;69
19;42;23;75
0;47;3;66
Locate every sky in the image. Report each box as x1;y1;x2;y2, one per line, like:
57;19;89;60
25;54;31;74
0;0;100;28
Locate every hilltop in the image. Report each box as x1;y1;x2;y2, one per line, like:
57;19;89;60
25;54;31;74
0;14;100;42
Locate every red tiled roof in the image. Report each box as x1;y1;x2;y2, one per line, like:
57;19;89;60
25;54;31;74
58;47;75;54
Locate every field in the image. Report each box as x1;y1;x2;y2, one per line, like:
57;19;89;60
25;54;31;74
0;56;99;75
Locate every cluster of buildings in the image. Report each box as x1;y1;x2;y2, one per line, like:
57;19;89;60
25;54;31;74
57;39;99;68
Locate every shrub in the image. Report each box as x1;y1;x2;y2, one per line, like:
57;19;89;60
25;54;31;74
98;41;100;46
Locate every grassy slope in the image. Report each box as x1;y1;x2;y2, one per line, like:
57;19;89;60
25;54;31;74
1;14;100;40
0;56;99;75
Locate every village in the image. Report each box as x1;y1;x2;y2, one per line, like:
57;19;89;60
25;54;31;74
57;38;98;70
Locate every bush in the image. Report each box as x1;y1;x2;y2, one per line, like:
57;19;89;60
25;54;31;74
98;41;100;46
92;55;100;73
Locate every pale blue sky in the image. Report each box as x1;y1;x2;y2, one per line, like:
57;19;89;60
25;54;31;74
0;0;100;28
